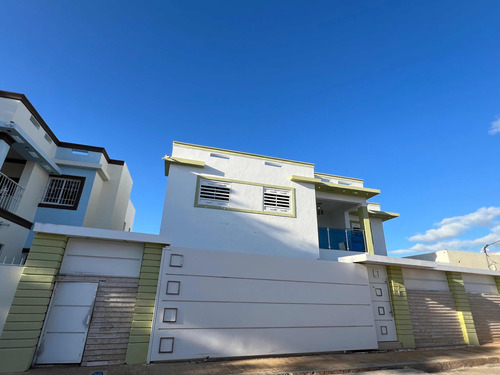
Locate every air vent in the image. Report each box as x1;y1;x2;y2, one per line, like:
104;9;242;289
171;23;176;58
72;149;88;156
265;161;282;168
198;179;231;206
210;153;230;160
30;115;41;129
44;133;52;144
263;187;291;213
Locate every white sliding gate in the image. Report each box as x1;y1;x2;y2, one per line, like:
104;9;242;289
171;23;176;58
149;247;378;362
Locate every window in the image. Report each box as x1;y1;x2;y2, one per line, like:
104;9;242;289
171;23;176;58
39;175;85;210
263;187;292;214
198;179;231;207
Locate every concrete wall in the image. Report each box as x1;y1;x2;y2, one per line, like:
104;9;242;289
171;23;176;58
0;98;57;159
0;265;23;336
161;144;320;259
85;163;133;231
370;218;387;256
0;161;49;263
408;250;500;271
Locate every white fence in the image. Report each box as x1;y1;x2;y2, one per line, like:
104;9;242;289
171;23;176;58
149;247;378;362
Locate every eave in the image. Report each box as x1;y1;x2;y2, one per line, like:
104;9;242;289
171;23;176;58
290;175;380;199
163;155;205;176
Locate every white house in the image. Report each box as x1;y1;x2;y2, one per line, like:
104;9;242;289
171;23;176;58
160;141;398;260
0;90;135;264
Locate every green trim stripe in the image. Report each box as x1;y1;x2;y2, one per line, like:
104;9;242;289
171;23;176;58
494;277;500;294
125;243;165;365
446;272;480;346
315;172;364;183
357;206;374;255
290;175;380;199
162;155;205;176
386;266;415;349
0;233;68;373
194;175;297;218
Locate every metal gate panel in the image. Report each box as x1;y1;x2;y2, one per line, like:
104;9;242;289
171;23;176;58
407;290;464;348
149;247;378;361
468;293;500;344
35;282;98;364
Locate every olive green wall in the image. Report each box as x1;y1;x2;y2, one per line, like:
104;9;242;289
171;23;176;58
0;233;68;372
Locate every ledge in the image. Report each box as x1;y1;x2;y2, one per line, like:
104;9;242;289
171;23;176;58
33;223;171;245
368;209;399;221
338;253;500;276
290;175;380;198
163;155;205;176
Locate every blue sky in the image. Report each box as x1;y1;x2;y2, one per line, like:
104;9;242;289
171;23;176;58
1;1;499;255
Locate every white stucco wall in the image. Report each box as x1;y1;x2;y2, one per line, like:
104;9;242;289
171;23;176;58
84;162;134;231
370;218;387;256
0;98;57;159
0;265;23;336
0;161;48;263
161;145;320;259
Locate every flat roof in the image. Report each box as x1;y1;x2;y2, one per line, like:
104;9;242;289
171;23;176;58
173;141;315;167
0;90;125;165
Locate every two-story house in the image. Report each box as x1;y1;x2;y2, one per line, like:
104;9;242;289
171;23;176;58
160;141;398;260
0;90;135;263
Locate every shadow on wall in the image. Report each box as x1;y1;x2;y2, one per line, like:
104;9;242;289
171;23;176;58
468;292;500;345
0;264;23;335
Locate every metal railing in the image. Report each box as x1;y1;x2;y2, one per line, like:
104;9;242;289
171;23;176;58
0;172;24;213
318;227;366;252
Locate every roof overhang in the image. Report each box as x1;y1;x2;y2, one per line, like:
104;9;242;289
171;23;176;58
163;155;205;176
290;175;380;199
368;209;399;221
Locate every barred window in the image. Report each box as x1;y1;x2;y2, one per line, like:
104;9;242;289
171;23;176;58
40;176;85;210
263;187;292;213
198;179;231;207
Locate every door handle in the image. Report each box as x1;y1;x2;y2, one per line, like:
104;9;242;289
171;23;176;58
85;314;91;326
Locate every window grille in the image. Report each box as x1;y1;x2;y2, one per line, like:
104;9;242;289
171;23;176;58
198;179;231;206
263;187;291;213
41;177;83;209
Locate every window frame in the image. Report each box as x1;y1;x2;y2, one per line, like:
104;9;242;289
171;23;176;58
262;187;292;214
197;178;232;207
38;175;86;210
194;175;296;218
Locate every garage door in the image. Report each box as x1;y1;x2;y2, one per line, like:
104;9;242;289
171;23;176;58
464;274;500;344
149;247;378;361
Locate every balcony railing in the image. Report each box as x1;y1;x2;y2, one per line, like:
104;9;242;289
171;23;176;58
0;172;24;214
318;227;366;252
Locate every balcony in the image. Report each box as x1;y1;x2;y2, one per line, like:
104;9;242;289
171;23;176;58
318;227;366;252
0;172;24;214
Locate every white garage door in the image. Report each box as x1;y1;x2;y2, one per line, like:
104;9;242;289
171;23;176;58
149;247;378;362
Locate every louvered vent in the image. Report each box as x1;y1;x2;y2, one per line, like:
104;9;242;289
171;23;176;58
30;115;41;129
198;179;231;206
44;133;53;144
263;187;291;213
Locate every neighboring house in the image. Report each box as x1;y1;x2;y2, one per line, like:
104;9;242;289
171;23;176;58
160;141;398;260
0;90;135;263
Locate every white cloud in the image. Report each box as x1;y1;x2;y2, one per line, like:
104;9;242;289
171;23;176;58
409;207;500;243
390;210;500;256
489;118;500;135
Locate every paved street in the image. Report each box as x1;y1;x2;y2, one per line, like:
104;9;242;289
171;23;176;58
360;364;500;374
